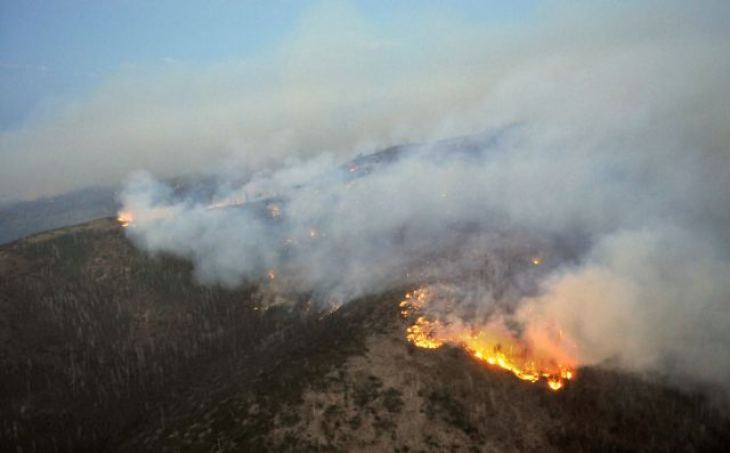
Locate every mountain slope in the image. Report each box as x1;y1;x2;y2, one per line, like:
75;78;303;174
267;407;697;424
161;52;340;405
1;219;728;452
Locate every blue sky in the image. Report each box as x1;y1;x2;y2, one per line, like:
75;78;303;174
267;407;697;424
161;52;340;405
0;1;537;130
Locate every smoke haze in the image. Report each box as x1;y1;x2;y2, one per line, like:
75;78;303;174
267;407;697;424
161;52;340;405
6;2;730;392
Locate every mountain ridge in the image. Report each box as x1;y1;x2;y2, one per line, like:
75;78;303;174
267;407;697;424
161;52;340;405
1;218;729;451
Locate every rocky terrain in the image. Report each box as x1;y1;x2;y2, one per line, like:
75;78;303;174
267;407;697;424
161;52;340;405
1;218;729;452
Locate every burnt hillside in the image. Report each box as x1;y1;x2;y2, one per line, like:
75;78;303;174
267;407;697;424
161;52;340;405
1;218;729;452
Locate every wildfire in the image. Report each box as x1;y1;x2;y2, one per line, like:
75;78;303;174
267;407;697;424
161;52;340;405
116;206;176;228
400;287;576;391
399;287;429;316
117;211;134;228
207;194;247;210
406;316;444;349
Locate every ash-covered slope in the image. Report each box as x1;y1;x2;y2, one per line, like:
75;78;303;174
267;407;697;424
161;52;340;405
1;219;728;452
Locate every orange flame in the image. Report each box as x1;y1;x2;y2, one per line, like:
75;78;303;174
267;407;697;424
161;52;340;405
117;211;134;228
400;287;576;391
406;316;444;349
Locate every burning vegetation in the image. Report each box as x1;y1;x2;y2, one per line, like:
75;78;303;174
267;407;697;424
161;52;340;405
117;210;133;228
400;287;576;391
3;218;730;452
117;188;577;393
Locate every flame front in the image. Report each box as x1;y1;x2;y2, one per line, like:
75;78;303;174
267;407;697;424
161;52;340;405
400;287;576;391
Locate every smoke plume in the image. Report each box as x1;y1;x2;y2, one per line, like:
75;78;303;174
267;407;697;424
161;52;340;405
34;1;730;392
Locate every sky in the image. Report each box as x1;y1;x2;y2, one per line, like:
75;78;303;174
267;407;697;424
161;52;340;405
0;1;536;131
0;0;727;203
0;0;553;202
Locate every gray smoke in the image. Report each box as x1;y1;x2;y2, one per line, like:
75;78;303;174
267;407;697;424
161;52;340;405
117;2;730;392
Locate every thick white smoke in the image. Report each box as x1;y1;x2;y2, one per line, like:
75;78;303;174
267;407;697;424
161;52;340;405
115;2;730;392
518;227;730;384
